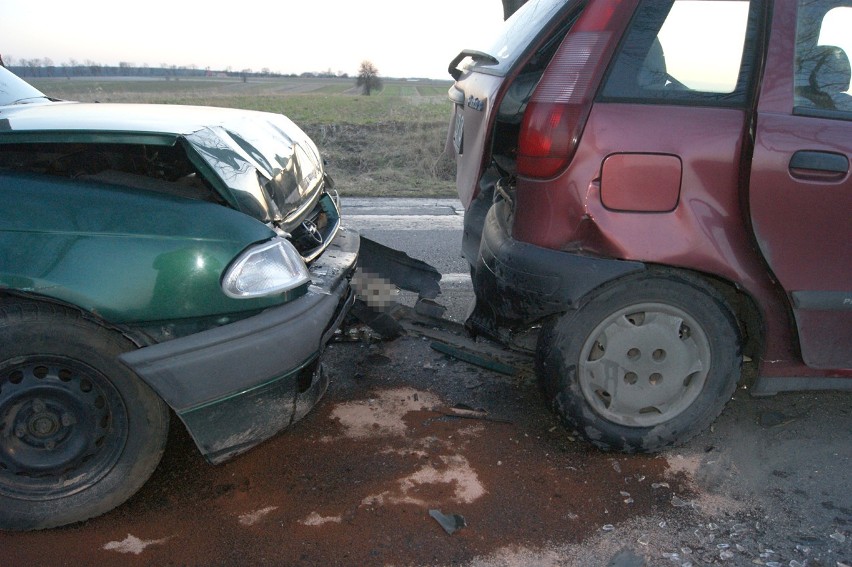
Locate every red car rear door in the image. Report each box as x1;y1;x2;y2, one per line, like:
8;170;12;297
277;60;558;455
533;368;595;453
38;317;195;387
749;1;852;369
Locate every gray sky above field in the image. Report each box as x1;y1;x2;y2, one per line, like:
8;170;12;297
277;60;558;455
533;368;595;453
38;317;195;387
2;0;505;80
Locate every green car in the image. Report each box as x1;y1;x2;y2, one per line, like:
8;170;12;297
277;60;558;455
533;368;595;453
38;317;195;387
0;67;359;530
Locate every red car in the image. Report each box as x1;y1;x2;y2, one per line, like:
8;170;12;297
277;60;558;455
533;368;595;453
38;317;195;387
448;0;851;452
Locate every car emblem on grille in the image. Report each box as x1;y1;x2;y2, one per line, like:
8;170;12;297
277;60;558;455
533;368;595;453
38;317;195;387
302;220;324;245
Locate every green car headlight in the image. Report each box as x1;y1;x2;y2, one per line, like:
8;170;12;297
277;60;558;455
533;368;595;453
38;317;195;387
222;238;310;298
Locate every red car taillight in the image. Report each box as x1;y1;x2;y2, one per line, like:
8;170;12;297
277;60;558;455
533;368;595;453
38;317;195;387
517;1;633;179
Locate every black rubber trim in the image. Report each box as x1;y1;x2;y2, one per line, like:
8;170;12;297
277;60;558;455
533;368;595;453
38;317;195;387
467;200;645;329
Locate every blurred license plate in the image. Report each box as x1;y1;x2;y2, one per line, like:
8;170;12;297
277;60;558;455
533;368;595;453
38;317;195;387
453;111;464;154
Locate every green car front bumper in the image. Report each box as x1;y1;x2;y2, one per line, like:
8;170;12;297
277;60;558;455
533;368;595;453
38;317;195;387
119;228;359;464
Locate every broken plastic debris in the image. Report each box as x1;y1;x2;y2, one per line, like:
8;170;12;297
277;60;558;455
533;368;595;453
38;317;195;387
652;482;670;489
351;269;399;308
450;403;489;419
602;524;615;532
414;298;447;319
434;403;512;424
637;534;650;546
428;509;466;535
830;530;847;543
430;341;517;376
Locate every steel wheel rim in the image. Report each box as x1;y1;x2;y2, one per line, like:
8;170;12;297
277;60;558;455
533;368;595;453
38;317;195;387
578;302;711;427
0;356;128;500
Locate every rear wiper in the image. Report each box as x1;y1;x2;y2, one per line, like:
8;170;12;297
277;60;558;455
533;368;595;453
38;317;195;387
448;49;500;80
11;96;52;105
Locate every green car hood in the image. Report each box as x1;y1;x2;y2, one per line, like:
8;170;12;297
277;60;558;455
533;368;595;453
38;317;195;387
0;101;325;226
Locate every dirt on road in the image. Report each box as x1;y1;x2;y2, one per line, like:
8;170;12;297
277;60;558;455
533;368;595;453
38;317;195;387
1;325;849;566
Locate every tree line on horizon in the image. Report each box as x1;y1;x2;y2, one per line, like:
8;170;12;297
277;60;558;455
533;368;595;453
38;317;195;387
2;55;351;80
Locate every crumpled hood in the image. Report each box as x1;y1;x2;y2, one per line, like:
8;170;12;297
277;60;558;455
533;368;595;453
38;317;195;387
0;101;325;224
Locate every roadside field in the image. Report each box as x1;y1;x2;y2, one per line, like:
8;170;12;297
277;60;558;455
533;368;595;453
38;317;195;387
29;76;458;197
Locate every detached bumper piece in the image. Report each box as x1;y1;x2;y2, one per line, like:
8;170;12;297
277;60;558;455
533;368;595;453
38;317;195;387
120;228;359;464
349;236;444;338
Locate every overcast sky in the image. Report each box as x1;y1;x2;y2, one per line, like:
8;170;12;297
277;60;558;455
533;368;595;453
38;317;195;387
1;0;505;79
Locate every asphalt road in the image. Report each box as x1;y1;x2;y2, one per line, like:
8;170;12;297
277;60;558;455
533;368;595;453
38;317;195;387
342;197;852;567
1;198;849;566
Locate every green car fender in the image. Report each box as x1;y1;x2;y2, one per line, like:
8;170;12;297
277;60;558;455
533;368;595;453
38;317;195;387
0;171;298;324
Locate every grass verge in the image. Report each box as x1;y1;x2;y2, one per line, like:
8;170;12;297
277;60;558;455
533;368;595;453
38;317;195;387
30;77;459;198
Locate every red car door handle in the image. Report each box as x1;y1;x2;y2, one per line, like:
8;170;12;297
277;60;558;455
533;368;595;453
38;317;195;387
789;150;849;181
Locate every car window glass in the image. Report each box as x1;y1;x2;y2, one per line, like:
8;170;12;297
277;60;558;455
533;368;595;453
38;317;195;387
657;2;748;93
794;2;852;117
0;66;47;106
600;0;756;106
458;0;581;77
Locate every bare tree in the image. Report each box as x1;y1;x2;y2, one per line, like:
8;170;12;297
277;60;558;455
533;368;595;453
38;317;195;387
502;0;527;19
356;60;382;95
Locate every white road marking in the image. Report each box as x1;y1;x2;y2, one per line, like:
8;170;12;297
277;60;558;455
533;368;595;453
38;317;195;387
344;215;463;231
440;272;471;284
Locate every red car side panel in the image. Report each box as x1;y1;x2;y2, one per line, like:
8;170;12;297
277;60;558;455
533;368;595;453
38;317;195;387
512;100;844;380
513;104;764;289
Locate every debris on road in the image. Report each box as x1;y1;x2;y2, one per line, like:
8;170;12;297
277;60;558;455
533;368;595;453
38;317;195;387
429;509;467;535
430;341;518;376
